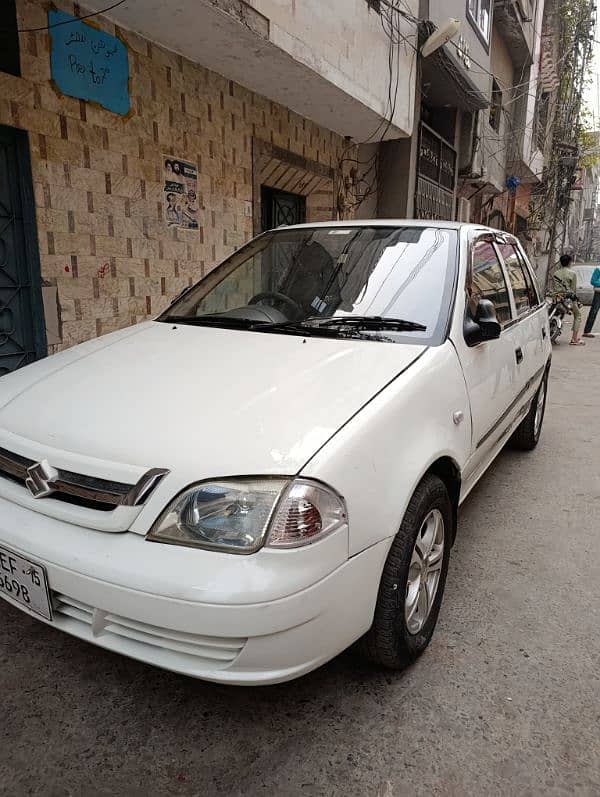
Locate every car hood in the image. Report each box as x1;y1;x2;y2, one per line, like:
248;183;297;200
0;322;425;478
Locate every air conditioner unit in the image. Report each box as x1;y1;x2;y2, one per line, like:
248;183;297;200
457;197;471;223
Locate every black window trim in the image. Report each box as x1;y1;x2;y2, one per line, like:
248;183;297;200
495;241;534;319
495;236;545;320
514;248;541;312
491;240;519;321
514;242;542;305
466;231;516;333
466;229;548;333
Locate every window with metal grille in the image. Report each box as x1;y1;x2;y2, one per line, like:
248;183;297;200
489;79;502;133
0;0;20;77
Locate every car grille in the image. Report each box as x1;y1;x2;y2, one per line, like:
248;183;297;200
52;593;247;667
0;446;168;512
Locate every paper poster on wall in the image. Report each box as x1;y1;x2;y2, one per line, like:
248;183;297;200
48;9;130;116
163;157;199;231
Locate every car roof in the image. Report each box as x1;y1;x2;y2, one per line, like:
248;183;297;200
278;220;500;233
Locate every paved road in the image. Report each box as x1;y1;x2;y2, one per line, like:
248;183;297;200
1;333;599;796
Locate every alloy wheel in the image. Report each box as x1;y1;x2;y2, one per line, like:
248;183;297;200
405;509;445;635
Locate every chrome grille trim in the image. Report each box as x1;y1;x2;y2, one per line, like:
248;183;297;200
0;446;169;509
0;447;30;481
122;468;170;507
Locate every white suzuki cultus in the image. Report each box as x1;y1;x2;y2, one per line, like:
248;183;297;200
0;222;551;684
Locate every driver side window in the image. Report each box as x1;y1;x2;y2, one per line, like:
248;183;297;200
470;241;512;325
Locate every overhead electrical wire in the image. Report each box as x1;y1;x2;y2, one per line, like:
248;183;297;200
18;0;128;32
17;0;127;33
343;0;597;223
338;0;419;214
356;0;553;215
22;0;589;226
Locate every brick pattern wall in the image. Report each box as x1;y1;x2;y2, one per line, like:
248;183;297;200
3;0;348;351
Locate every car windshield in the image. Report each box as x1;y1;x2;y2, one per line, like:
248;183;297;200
159;225;458;345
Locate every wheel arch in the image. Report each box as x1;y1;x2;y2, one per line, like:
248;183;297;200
424;456;461;544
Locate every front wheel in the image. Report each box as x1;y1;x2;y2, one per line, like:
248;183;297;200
361;475;452;670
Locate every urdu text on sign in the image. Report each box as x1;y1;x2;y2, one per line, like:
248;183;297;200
48;10;130;116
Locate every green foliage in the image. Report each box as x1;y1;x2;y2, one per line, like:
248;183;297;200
579;121;600;170
527;0;596;230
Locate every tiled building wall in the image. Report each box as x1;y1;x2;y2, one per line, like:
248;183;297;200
4;0;348;352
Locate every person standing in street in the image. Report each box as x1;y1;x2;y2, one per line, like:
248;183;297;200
582;265;600;338
552;254;584;346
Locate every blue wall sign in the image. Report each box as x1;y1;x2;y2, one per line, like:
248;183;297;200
48;10;130;116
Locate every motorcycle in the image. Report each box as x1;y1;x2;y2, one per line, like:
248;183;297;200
546;291;579;344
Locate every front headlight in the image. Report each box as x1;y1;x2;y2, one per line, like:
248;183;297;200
147;478;347;554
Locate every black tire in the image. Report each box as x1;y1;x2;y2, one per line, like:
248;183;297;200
510;370;548;451
549;317;561;344
361;474;452;670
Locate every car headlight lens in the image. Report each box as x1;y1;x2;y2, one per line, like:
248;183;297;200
147;478;347;554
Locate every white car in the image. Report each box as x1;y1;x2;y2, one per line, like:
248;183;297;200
0;221;551;685
572;264;595;306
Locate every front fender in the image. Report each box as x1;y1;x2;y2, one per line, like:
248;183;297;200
301;343;472;557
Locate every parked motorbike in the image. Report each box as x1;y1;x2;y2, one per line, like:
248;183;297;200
546;292;579;344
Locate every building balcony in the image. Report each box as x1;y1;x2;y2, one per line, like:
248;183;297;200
493;0;536;68
87;0;418;142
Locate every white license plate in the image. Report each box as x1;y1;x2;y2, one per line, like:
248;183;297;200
0;545;52;621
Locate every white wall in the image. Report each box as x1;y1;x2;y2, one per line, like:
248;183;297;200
481;26;514;192
250;0;419;137
520;0;546;178
93;0;419;141
428;0;492;100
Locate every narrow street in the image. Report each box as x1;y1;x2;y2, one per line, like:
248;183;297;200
1;330;599;797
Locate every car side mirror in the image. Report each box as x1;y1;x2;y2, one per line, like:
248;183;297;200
464;299;502;347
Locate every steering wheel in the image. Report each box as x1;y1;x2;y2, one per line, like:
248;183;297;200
249;292;303;319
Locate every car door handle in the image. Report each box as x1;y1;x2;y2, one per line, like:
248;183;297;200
515;347;524;364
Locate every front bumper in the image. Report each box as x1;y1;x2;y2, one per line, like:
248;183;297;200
0;497;389;685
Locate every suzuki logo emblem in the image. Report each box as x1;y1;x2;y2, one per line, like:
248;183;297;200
25;460;58;499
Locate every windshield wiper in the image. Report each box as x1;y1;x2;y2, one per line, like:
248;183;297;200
161;314;426;337
160;314;257;329
253;315;426;339
251;321;319;337
307;316;427;332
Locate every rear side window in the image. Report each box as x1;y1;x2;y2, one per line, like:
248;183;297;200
498;244;536;315
471;241;512;324
515;248;540;305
